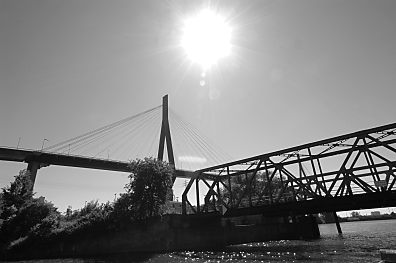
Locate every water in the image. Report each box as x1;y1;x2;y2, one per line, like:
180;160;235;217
3;220;395;263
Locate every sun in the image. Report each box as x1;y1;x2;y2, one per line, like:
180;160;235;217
181;9;232;71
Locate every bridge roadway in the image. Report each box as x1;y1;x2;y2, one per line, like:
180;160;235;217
0;147;196;179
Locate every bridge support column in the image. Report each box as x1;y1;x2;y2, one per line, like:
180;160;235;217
333;211;342;234
27;162;40;189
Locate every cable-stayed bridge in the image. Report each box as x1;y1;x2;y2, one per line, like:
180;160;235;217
0;95;230;185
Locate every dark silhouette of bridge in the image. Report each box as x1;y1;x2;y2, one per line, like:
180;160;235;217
1;95;395;233
182;122;396;233
0;147;196;179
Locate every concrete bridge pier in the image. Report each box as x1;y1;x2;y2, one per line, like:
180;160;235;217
27;161;40;188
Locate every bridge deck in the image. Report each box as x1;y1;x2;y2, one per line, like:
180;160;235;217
0;147;196;178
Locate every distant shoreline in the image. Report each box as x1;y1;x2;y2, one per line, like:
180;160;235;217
343;217;396;222
320;216;396;224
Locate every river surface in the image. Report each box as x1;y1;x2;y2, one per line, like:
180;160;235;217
3;219;395;263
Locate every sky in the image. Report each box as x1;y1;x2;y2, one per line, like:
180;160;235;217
1;0;396;214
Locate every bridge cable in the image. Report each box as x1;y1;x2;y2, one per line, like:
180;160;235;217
60;107;160;157
44;105;161;154
104;112;160;160
169;109;232;164
172;117;221;166
78;107;161;159
170;116;210;170
169;109;232;168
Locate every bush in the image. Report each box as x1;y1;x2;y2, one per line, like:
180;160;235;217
56;200;114;238
0;197;59;245
29;213;60;238
1;158;174;255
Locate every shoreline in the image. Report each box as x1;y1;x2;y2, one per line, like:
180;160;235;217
320;216;396;224
2;214;320;261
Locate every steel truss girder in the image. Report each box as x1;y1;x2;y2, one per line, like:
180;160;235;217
182;123;396;215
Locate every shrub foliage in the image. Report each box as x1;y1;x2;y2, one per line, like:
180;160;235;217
0;170;59;247
0;158;175;254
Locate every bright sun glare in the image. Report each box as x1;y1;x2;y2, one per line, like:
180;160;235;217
181;9;231;71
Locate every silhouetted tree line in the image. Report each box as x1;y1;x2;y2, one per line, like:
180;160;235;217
219;170;294;207
0;157;174;254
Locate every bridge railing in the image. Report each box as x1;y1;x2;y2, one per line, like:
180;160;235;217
182;123;396;216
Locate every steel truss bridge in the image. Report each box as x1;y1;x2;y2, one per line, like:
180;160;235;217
182;122;396;217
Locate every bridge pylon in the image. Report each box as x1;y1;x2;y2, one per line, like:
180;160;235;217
157;95;175;168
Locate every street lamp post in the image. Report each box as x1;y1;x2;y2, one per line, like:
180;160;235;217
41;138;49;151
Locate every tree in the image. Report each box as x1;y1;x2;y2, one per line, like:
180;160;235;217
351;211;360;217
0;170;33;221
220;170;292;207
0;170;60;245
113;157;174;221
65;205;73;219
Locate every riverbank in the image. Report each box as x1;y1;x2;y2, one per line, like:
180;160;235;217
2;214;319;261
2;220;394;263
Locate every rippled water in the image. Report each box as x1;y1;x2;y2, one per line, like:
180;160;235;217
4;219;395;263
